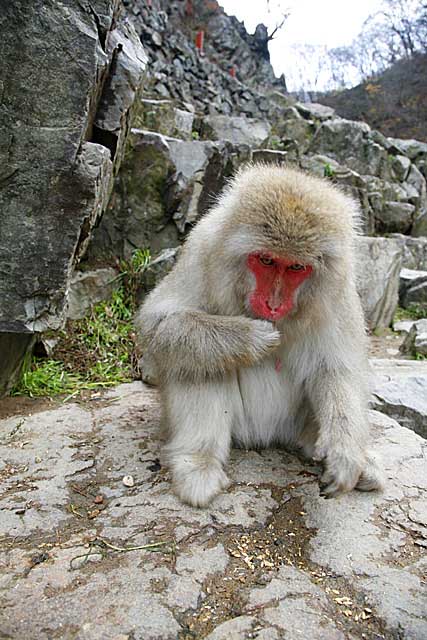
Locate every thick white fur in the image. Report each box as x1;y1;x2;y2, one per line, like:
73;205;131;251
136;165;383;507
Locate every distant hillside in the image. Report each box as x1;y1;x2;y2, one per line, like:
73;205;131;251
318;53;427;143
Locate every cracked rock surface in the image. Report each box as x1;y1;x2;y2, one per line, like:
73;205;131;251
0;383;426;639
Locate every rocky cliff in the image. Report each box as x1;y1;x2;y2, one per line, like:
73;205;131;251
0;0;147;394
1;0;427;395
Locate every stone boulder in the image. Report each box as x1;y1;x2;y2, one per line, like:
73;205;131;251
275;113;314;156
89;130;251;260
378;201;415;234
391;234;427;270
356;237;403;329
393;319;416;334
141;247;180;291
134;98;195;140
388;137;427;163
295;102;336;120
201;114;271;147
300;155;375;233
308;118;392;179
399;268;427;310
400;319;427;357
371;359;427;439
0;1;147;395
66;268;119;321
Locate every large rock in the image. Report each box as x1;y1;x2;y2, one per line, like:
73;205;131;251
399;268;427;309
274;109;314;155
0;334;36;396
300;155;376;233
66;268;119;321
400;319;427;357
378;201;415;234
90;130;177;259
406;164;427;236
308;118;392;179
391;234;427;270
90;130;251;259
0;384;426;638
201;114;271;146
356;237;403;328
388;137;427;161
371;358;427;439
134;98;195;140
295;102;336;120
0;1;147;395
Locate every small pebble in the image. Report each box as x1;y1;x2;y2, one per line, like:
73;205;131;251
122;475;135;487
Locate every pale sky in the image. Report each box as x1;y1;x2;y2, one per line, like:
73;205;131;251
220;0;383;90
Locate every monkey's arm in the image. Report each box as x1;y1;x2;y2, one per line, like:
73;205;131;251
307;364;373;497
137;308;281;382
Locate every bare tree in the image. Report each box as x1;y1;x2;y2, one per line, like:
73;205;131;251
289;0;427;92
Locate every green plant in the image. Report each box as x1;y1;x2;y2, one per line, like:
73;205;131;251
13;249;151;399
393;304;426;322
323;163;335;179
14;360;83;397
120;247;151;307
191;131;200;140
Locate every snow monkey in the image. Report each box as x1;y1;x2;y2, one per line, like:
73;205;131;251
136;165;383;507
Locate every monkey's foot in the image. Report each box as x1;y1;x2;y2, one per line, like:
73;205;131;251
170;456;230;507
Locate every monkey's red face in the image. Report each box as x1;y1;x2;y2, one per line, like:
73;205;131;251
247;253;313;321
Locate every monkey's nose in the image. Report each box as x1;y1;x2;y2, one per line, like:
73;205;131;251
267;280;284;312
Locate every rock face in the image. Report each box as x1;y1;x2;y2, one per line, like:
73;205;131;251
89;127;252;260
66;268;119;321
201;115;271;146
371;359;427;439
0;1;147;394
0;383;426;639
355;237;403;329
399;268;427;310
391;234;427;270
126;0;287;119
401;319;427;357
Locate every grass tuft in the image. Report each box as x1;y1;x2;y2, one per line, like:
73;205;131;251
393;304;427;323
12;249;151;399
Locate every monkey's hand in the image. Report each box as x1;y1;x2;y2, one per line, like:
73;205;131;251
315;444;366;498
247;319;281;361
316;442;383;497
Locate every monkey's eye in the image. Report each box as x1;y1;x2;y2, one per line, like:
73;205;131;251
259;255;275;266
287;264;306;272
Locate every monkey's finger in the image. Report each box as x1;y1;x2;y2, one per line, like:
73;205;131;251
319;466;359;498
319;483;343;499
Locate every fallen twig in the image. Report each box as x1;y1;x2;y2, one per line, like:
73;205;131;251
69;537;174;570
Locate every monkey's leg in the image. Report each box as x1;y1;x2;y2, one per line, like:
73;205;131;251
162;379;233;507
307;372;382;497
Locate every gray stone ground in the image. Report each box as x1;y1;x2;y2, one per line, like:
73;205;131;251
0;382;426;640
